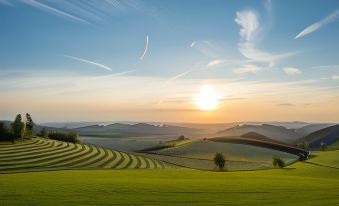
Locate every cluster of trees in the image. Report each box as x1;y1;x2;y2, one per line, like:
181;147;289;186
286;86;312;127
47;131;80;143
0;113;34;143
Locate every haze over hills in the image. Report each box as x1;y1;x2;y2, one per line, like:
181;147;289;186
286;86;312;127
299;124;339;147
217;124;302;144
74;123;205;138
295;123;336;137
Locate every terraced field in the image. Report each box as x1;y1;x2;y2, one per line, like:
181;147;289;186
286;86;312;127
0;138;167;173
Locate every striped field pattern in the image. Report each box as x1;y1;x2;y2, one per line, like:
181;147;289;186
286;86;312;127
0;138;167;173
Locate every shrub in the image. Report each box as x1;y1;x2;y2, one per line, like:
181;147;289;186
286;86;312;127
320;142;327;151
48;131;80;143
177;135;185;141
214;152;226;171
272;156;285;168
38;128;48;138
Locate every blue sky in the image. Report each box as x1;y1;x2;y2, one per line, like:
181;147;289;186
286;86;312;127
0;0;339;122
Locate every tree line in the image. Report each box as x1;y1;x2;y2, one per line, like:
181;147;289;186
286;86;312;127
0;114;79;143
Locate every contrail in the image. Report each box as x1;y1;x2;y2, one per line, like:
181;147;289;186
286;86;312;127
64;55;112;71
163;69;192;86
139;35;149;60
22;0;90;24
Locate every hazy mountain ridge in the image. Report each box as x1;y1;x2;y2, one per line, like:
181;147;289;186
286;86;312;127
74;122;204;137
299;124;339;147
217;124;302;144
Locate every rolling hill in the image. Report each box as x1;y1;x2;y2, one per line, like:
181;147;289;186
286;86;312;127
299;124;339;148
295;123;336;137
217;124;301;143
140;140;300;171
74;123;202;137
0;138;167;173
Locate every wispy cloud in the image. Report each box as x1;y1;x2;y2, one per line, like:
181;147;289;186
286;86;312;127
207;59;224;68
295;9;339;39
233;65;261;74
21;0;90;24
234;9;298;66
64;55;113;71
235;10;260;42
190;41;196;48
190;40;220;58
16;0;154;24
139;35;149;60
283;67;302;76
312;65;339;70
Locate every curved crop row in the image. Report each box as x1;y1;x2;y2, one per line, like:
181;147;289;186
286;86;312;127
0;138;167;172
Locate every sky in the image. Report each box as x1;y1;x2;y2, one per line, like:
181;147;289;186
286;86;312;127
0;0;339;123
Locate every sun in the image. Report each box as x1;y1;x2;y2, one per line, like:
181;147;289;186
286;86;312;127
194;85;220;111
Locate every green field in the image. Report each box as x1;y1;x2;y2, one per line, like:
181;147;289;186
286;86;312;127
0;139;338;205
0;151;339;205
139;140;299;171
0;138;167;172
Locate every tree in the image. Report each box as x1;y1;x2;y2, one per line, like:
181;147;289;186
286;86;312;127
320;142;327;151
39;128;48;138
298;141;309;149
214;152;226;171
0;122;9;141
11;114;25;140
25;113;34;136
272;156;285;168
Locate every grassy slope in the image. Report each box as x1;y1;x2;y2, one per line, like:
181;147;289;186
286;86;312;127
140;140;299;171
0;138;167;172
0;151;338;206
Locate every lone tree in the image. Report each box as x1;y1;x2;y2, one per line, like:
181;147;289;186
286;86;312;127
272;156;285;168
214;152;226;171
177;135;185;141
25;113;34;136
11;114;25;140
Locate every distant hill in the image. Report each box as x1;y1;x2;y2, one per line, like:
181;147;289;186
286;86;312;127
295;123;336;137
209;136;308;158
299;124;339;148
74;123;202;137
240;132;283;144
217;124;302;144
0;120;68;135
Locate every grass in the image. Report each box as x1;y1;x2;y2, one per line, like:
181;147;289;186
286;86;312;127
0;138;167;172
0;153;339;205
140;140;299;171
0;139;338;205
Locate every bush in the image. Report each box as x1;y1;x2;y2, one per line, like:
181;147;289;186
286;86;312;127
272;156;285;168
0;122;15;142
48;131;80;143
177;135;185;141
214;152;226;171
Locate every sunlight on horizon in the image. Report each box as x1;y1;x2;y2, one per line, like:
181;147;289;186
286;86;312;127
194;85;221;111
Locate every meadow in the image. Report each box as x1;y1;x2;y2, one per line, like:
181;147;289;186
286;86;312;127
0;150;338;206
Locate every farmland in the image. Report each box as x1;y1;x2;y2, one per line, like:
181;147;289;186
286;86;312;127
0;150;338;205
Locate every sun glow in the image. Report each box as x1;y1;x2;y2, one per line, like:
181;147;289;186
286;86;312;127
194;85;221;111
